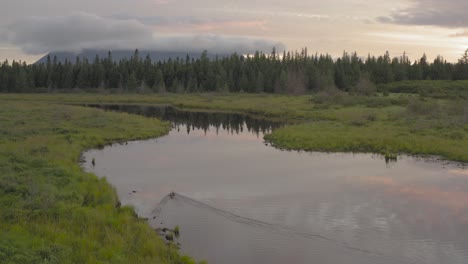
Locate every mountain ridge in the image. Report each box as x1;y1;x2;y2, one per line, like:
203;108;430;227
35;49;229;64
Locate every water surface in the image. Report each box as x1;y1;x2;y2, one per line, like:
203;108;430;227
83;105;468;264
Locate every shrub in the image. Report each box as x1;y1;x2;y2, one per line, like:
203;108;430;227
406;98;440;117
353;75;376;96
379;80;468;99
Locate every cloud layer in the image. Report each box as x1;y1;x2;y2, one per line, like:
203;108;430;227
1;0;465;63
450;31;468;38
4;13;284;54
378;0;468;28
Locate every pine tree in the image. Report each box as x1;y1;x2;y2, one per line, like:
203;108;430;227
255;72;265;93
126;72;138;91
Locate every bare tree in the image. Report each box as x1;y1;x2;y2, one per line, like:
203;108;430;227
286;70;307;95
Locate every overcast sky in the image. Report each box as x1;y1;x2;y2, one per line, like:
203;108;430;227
1;0;467;63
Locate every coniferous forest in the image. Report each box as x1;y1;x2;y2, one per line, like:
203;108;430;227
1;48;468;94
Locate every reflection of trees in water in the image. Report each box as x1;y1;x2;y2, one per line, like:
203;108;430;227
87;104;282;135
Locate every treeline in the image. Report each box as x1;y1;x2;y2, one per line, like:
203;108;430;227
1;48;468;94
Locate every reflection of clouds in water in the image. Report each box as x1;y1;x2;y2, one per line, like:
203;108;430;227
307;202;369;235
449;169;468;177
373;218;389;231
363;176;397;186
362;175;468;224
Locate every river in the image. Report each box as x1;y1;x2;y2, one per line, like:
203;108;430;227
82;105;468;264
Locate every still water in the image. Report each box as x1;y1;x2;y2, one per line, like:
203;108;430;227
83;105;468;264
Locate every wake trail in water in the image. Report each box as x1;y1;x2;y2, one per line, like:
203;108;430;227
152;193;413;264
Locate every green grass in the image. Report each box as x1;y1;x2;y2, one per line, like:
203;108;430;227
0;93;314;120
0;101;197;263
0;90;466;262
269;97;467;161
378;80;468;99
265;121;467;161
0;93;466;162
0;92;417;122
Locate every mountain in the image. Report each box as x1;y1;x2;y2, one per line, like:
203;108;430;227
34;49;229;64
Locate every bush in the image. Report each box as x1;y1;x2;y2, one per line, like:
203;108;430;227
348;113;376;126
311;87;344;105
352;75;376;96
406;98;440;117
379;80;468;99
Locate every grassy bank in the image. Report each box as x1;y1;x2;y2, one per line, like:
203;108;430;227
0;92;467;162
0;102;198;263
268;94;468;162
0;93;314;120
1;93;467;162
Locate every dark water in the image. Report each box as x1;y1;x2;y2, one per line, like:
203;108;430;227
83;105;468;264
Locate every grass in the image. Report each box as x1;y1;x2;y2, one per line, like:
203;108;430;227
378;80;468;99
266;94;468;161
265;120;467;161
0;93;314;120
0;101;198;263
0;93;467;162
0;92;420;123
0;88;466;262
0;92;467;161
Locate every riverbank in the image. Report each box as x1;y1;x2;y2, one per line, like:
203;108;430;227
0;101;198;263
1;93;467;162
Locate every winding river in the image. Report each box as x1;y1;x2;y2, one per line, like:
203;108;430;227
82;105;467;264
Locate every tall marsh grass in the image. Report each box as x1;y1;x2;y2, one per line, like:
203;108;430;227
0;102;198;263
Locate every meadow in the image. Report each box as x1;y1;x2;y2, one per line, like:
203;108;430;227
0;86;467;263
1;89;467;161
0;101;198;263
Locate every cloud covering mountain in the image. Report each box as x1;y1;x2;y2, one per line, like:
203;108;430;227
4;12;285;55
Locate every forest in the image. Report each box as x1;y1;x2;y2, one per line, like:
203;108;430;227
1;48;468;94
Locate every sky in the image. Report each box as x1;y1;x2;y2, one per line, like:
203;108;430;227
1;0;468;63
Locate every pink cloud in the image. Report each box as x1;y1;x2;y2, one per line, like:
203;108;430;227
154;0;171;5
363;176;468;224
449;31;468;38
193;20;268;31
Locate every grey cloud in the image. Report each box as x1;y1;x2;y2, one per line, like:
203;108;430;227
109;14;264;28
0;31;7;42
151;34;285;54
6;13;153;54
377;0;468;28
4;13;284;54
109;14;174;26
